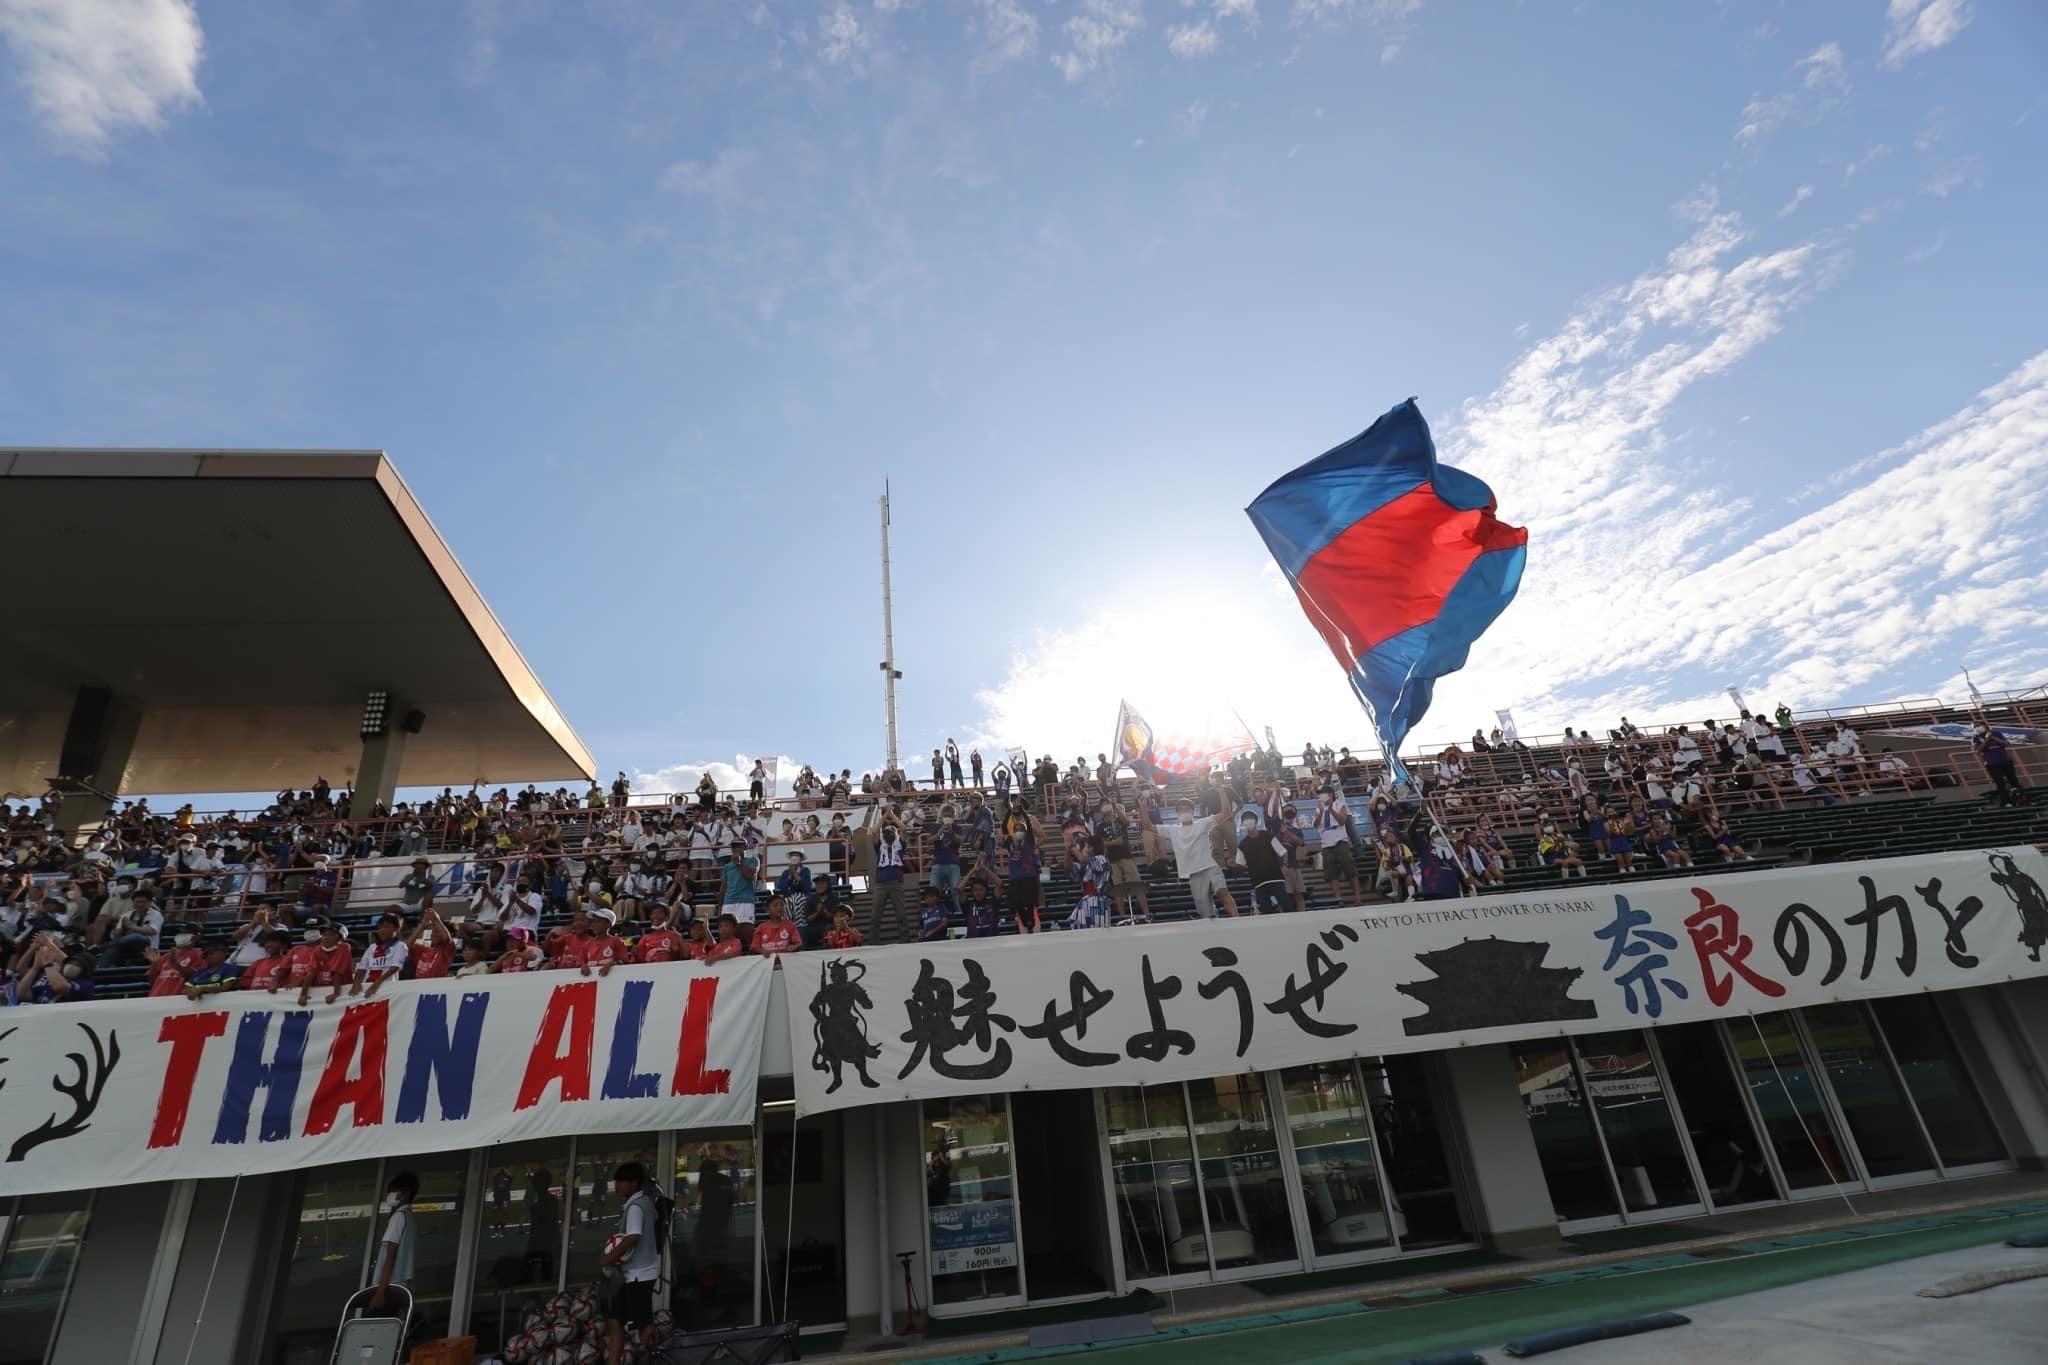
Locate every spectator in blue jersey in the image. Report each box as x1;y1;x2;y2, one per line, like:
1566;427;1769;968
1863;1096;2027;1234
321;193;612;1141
917;886;950;941
962;879;1001;938
1975;721;2028;807
926;807;964;909
869;809;911;929
970;749;984;786
992;761;1012;805
774;851;815;923
182;942;244;997
1000;810;1044;932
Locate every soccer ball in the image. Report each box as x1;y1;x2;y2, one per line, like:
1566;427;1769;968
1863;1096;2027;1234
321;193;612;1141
573;1342;603;1364
500;1331;530;1364
568;1295;595;1325
651;1309;674;1333
549;1316;577;1346
550;1292;575;1315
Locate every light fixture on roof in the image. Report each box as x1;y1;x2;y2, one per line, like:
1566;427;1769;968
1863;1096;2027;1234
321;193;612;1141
360;690;390;739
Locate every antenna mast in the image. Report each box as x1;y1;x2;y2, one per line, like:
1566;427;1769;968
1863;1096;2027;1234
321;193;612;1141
879;483;902;771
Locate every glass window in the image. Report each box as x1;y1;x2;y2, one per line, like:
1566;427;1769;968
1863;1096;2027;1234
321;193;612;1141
272;1162;379;1362
375;1150;469;1344
674;1131;758;1332
1725;1013;1855;1190
1370;1054;1471;1249
1510;1042;1617;1222
1574;1031;1700;1214
1186;1074;1298;1269
0;1193;92;1365
1870;997;2005;1169
763;1108;846;1327
1802;1005;1934;1179
1277;1062;1392;1257
469;1138;572;1355
565;1134;662;1291
1655;1023;1778;1206
1103;1084;1203;1280
922;1096;1023;1304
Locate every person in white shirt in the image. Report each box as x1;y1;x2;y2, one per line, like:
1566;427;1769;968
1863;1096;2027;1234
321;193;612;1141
354;913;410;996
95;887;165;968
367;1171;417;1315
601;1162;663;1361
1159;789;1238;919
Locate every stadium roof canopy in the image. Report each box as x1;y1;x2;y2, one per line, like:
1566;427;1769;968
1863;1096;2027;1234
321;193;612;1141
0;450;597;797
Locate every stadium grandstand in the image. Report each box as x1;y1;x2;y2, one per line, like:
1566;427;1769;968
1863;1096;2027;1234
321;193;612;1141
4;451;2048;1365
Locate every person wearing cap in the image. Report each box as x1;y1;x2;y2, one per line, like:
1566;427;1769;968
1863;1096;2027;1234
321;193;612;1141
633;903;687;964
750;895;800;957
96;886;165;968
240;930;294;991
183;941;244;997
1159;781;1239;920
495;925;543;972
144;925;207;997
579;907;630;977
17;933;94;1003
399;857;437;913
354;913;411;997
773;850;814;923
288;920;354;1006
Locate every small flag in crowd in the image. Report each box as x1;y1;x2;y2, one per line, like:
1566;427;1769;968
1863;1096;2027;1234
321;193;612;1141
1247;399;1526;775
1115;700;1253;784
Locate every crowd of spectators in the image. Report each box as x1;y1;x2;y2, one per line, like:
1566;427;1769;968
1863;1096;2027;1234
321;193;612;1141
0;703;2032;1007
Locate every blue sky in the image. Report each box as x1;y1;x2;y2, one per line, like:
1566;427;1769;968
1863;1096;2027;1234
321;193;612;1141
3;0;2045;794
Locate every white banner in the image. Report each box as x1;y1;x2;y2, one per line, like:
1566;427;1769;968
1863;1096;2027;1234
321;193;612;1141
0;959;774;1197
784;847;2048;1116
1726;685;1749;715
1494;709;1519;742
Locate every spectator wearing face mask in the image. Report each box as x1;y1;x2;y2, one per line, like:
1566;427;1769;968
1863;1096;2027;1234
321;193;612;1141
868;810;910;930
1975;721;2028;807
95;887;164;969
239;930;294;990
1159;785;1238;920
719;840;761;925
1236;812;1290;915
14;934;94;1003
144;924;206;997
774;851;815;923
286;920;355;1006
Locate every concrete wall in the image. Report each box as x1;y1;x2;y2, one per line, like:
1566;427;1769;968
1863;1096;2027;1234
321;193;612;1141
153;1173;297;1365
1437;1044;1560;1251
1952;982;2048;1166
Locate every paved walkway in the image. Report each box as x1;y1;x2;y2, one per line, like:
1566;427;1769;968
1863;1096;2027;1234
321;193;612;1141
1490;1241;2048;1364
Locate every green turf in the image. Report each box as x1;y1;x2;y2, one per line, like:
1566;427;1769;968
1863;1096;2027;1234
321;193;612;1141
921;1290;1163;1339
1563;1222;1714;1254
1240;1248;1516;1297
914;1204;2048;1365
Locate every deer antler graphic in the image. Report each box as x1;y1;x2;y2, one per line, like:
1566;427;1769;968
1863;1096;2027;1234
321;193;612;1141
7;1024;121;1163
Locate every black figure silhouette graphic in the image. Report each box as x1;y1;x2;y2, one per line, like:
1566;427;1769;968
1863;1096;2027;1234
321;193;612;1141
809;959;882;1094
1988;853;2048;963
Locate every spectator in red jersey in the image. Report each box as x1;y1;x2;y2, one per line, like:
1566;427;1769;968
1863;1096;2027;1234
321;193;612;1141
579;908;630;977
750;896;801;956
825;906;864;950
496;925;542;972
681;918;715;961
144;925;205;997
545;909;591;971
405;904;455;980
704;914;745;961
633;904;687;964
241;931;292;990
286;920;353;1006
355;913;410;997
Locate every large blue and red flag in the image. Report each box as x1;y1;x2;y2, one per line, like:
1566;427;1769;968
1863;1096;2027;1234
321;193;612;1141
1246;399;1526;774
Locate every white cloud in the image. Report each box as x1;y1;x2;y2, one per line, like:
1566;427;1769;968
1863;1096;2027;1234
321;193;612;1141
1882;0;1972;69
973;0;1040;69
1290;0;1421;23
1843;142;1892;178
0;0;204;155
1778;184;1815;217
1735;92;1797;145
661;147;761;207
820;2;873;65
1167;20;1219;59
1053;0;1143;82
1796;40;1847;92
1923;155;1981;197
1214;0;1260;23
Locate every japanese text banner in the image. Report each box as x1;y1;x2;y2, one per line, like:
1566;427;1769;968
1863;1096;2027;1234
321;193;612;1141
786;847;2048;1116
0;959;773;1198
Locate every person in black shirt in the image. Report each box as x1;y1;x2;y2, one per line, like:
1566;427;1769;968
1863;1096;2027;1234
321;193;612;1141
1237;814;1290;915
